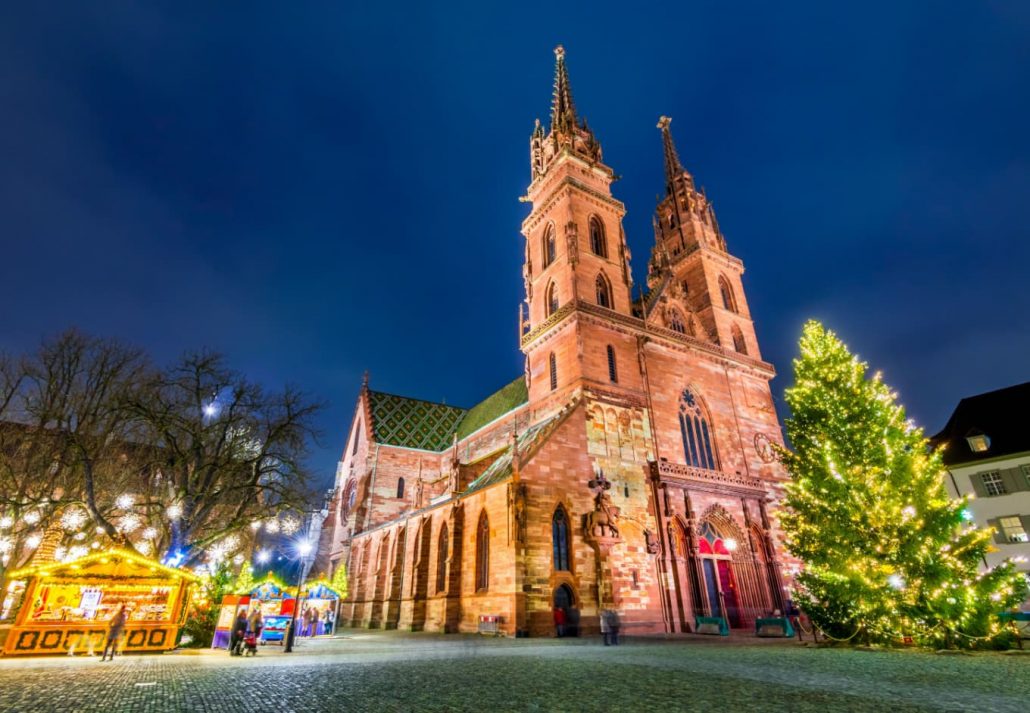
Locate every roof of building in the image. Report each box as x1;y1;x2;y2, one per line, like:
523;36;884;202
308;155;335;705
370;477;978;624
367;377;528;452
366;391;467;451
931;381;1030;466
455;377;528;441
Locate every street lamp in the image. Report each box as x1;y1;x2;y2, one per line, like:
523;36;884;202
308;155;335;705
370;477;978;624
284;539;314;654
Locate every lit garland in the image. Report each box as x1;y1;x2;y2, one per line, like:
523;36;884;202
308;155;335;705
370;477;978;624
777;321;1028;648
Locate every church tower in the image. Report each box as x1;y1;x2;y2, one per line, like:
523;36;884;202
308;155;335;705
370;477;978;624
520;47;639;412
647;117;760;359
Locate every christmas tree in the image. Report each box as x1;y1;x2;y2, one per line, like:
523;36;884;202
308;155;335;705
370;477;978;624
779;321;1027;647
329;561;349;600
233;563;256;595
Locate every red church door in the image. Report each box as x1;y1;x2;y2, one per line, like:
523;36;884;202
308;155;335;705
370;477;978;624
717;559;742;628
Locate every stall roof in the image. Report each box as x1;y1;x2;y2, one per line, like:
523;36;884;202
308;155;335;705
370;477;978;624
8;548;200;582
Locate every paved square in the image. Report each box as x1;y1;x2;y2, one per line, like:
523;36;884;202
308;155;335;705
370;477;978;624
0;631;1027;712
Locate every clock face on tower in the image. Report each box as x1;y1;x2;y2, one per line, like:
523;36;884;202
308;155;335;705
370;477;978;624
754;433;775;463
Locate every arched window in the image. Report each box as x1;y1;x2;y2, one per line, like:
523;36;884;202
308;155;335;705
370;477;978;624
606;345;618;383
546;282;559;316
549;353;558;391
679;387;718;470
352;419;361;455
681;280;690;295
668;310;686;334
475;512;489;591
436;523;449;594
719;276;737;313
589;216;607;258
397;477;405;499
542;225;556;268
595;273;611;308
552;507;570;571
732;325;747;355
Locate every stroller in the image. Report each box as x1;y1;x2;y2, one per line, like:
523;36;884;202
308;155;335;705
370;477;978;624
243;631;259;656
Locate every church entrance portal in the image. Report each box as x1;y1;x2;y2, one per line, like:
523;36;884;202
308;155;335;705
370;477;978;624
553;584;578;637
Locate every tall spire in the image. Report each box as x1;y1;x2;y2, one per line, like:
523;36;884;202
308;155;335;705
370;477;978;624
550;45;577;134
657;116;687;194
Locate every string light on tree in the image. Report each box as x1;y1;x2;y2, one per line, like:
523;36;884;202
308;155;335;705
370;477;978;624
23;511;41;525
115;494;134;510
776;321;1028;648
166;503;183;520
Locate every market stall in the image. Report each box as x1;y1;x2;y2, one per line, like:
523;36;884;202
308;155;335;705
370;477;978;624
211;573;295;648
1;549;198;656
298;580;342;636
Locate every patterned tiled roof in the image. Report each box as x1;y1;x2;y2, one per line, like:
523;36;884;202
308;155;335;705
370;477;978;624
455;377;528;441
367;391;467;451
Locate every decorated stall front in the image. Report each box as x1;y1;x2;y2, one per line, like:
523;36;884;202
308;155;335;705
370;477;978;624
2;549;198;656
211;574;294;648
298;580;342;636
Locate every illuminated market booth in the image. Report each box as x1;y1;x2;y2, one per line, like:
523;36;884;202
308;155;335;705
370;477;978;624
1;549;198;656
298;580;342;636
212;573;295;648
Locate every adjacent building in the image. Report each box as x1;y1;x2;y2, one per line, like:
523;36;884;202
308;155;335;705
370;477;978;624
932;382;1030;580
319;47;793;636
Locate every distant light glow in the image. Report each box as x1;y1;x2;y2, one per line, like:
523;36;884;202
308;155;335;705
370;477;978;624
25;533;42;549
960;508;974;522
723;538;738;552
23;511;41;525
167;503;183;520
0;516;12;529
61;509;87;531
115;494;134;510
143;527;158;540
297;540;313;557
888;574;905;590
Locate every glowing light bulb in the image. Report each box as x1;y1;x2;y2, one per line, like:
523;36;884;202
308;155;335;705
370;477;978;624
724;538;738;552
888;574;905;590
256;549;270;564
23;511;41;525
166;503;183;520
115;494;134;510
142;527;158;540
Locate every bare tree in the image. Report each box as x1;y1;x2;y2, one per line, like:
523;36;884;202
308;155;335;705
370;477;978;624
124;351;322;567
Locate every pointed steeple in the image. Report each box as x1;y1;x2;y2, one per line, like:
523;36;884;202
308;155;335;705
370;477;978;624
657;116;691;194
550;45;577;134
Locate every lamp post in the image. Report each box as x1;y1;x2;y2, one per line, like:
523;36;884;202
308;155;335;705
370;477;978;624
284;539;314;654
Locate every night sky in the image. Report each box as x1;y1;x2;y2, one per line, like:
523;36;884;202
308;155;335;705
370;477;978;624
2;3;1028;489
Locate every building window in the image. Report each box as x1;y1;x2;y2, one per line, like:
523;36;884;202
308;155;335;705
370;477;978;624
669;310;685;334
732;325;747;355
719;276;737;313
552;507;570;571
966;430;990;453
999;516;1029;543
549;353;558;391
546;282;559;317
397;477;405;499
589;216;607;258
542;225;556;268
476;512;489;592
348;487;356;510
436;523;449;593
681;280;689;295
596;273;611;308
606;345;618;383
679;387;717;470
980;471;1007;497
1022;464;1030;487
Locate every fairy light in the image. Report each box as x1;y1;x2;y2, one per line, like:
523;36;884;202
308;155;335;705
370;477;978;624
23;511;41;525
166;503;183;520
0;516;12;529
61;509;87;530
142;527;158;540
25;533;42;549
115;494;134;510
120;515;141;532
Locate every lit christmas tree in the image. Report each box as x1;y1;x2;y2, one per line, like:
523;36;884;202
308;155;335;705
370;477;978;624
329;561;349;601
779;321;1027;647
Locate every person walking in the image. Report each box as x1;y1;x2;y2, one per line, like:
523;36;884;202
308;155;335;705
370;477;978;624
323;608;333;636
248;609;264;641
230;610;248;655
100;604;127;661
600;608;611;646
607;609;621;646
553;606;567;638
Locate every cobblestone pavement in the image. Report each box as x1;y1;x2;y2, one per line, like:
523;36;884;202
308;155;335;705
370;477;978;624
0;630;1027;712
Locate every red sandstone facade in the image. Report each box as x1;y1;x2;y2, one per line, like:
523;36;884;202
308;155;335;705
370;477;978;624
321;47;792;637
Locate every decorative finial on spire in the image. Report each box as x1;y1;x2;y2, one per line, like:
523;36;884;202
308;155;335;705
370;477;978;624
361;370;370;390
550;45;577;134
657;116;686;194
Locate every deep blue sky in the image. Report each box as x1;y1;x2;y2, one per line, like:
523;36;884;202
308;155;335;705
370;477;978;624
2;2;1028;489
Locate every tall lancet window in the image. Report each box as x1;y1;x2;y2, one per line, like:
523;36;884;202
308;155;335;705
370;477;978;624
475;512;490;592
542;224;556;268
595;273;612;308
546;282;559;316
719;276;737;313
552;507;570;571
679;387;717;470
589;216;607;258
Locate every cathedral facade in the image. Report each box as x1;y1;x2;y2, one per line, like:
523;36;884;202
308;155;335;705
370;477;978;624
321;47;791;637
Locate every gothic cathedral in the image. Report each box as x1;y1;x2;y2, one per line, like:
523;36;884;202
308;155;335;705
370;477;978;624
321;47;791;636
